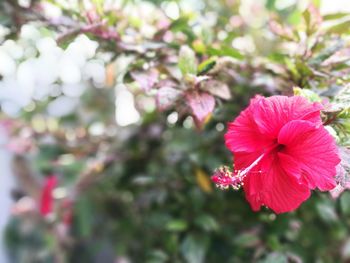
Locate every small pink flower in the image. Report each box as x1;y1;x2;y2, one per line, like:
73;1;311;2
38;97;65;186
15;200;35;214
217;95;340;214
6;137;34;154
40;175;58;216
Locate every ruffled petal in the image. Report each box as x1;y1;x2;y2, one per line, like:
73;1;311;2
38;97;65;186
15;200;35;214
252;96;323;138
278;152;304;183
225;97;273;153
278;120;340;191
235;151;310;213
234;151;264;197
251;161;311;214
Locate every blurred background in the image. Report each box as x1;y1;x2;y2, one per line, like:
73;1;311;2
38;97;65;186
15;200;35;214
1;0;350;262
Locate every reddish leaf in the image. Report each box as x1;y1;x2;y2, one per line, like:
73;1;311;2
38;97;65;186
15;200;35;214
330;147;350;198
194;75;211;85
201;80;231;100
131;69;159;92
268;21;294;40
186;91;215;125
322;48;350;66
308;4;322;27
156;86;182;110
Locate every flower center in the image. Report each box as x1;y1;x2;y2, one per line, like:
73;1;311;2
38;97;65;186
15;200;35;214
276;143;285;152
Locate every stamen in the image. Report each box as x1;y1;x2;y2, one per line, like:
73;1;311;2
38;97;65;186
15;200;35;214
211;166;242;190
211;152;266;190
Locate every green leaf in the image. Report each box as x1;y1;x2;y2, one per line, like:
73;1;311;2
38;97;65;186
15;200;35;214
192;40;206;54
147;250;169;263
303;4;322;35
198;58;216;75
303;9;311;29
234;232;260;247
265;0;276;10
288;10;302;25
178;46;198;76
316;201;338;224
259;253;288;263
312;0;320;8
323;13;350;21
165;219;188;232
132;175;155;185
180;235;209;263
207;46;244;60
284;58;300;81
268;53;286;63
295;59;313;77
91;0;104;15
194;215;219;232
340;192;350;215
75;196;93;238
327;20;350;34
293;87;321;102
309;41;344;66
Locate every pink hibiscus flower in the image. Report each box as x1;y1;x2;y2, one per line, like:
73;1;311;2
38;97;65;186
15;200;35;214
213;95;340;214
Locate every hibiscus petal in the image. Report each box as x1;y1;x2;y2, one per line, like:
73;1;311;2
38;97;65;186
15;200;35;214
245;161;310;214
234;151;264;196
252;161;311;214
225;98;273;153
278;152;303;181
235;151;310;213
278;120;340;191
253;96;323;138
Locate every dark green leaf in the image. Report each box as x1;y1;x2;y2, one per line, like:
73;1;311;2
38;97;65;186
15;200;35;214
180;235;209;263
